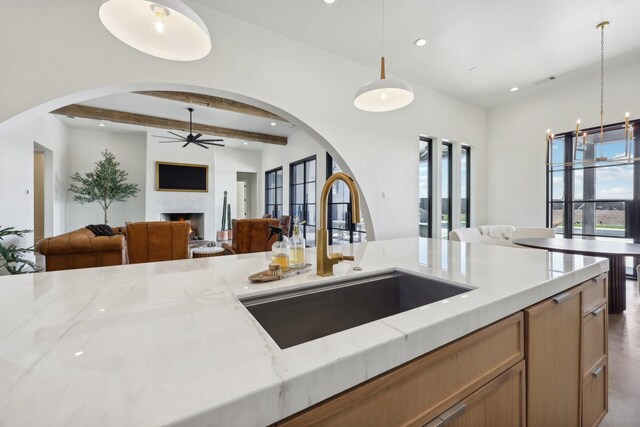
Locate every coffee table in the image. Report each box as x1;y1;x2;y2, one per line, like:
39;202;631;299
513;237;640;313
192;247;225;258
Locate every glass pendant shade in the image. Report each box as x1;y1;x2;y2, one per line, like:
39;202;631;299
99;0;211;61
354;57;414;112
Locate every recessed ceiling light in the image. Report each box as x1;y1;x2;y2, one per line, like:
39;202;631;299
98;123;105;127
510;87;519;92
243;142;248;145
270;122;277;126
74;351;84;357
414;38;427;47
323;0;336;4
468;66;478;72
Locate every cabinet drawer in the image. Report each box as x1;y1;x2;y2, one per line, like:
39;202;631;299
278;313;524;427
423;360;526;427
582;275;607;316
582;303;607;382
583;359;608;427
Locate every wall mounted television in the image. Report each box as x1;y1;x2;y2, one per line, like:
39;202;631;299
156;162;208;192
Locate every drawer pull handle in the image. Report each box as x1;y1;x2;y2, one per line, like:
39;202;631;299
592;366;603;378
553;292;572;304
591;307;605;317
440;402;466;424
422;418;444;427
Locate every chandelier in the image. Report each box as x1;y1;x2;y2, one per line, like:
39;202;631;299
546;21;634;167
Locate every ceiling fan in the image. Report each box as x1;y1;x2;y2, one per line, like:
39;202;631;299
153;107;224;149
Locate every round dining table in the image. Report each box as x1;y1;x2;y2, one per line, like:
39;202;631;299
513;237;640;313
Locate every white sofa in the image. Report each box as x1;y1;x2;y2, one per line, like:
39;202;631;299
449;226;555;247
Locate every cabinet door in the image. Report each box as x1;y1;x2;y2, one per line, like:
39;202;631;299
583;359;607;427
526;287;582;427
424;360;526;427
582;303;607;382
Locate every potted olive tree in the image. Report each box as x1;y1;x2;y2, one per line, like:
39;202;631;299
68;150;139;224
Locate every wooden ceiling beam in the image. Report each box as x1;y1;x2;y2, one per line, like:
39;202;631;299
135;91;289;123
51;105;288;146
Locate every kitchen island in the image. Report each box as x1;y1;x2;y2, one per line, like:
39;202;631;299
0;237;608;426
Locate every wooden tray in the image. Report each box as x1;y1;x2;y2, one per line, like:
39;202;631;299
249;263;313;283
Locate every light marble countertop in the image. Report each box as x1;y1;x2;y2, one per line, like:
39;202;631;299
0;237;608;426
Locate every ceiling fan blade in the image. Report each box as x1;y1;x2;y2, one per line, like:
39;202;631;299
183;141;190;148
158;140;184;143
168;131;186;139
197;138;224;142
195;142;210;149
193;133;202;140
152;134;183;139
199;142;225;147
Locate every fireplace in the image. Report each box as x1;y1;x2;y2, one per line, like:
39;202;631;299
160;213;205;240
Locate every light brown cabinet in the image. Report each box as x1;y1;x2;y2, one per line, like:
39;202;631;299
277;313;524;427
276;274;608;427
424;360;526;427
525;274;608;427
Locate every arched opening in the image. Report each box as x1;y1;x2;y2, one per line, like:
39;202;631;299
0;82;374;268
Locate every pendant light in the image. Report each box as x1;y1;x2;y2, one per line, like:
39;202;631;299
354;0;414;112
547;20;633;166
99;0;211;61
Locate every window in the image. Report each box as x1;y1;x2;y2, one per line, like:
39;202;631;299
441;142;452;239
264;167;283;218
326;153;366;245
547;120;639;276
461;145;471;228
419;137;432;237
290;156;316;246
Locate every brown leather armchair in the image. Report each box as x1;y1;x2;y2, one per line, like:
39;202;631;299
126;221;190;264
35;227;126;272
222;218;279;255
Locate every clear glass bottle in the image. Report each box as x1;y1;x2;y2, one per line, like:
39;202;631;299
269;226;290;271
289;217;306;268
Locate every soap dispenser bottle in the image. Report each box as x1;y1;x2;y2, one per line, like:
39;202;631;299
268;226;289;271
289;217;306;268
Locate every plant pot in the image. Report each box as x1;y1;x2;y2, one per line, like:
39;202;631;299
227;229;233;240
216;230;229;241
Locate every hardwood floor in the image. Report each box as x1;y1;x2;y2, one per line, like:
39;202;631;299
600;280;640;426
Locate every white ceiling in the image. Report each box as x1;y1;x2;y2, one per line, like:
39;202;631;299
193;0;640;108
58;92;297;151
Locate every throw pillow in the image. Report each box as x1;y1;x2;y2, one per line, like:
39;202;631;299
86;224;115;237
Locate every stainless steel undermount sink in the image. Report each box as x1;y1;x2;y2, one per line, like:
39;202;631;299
240;270;473;349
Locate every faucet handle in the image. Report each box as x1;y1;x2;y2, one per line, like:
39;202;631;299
342;255;355;261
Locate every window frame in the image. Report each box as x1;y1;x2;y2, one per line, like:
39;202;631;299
461;144;471;228
419;137;433;238
264;167;283;218
442;141;453;238
289;155;317;245
326;153;366;245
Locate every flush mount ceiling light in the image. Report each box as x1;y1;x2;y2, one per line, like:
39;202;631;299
99;0;211;61
414;38;427;47
354;0;414;112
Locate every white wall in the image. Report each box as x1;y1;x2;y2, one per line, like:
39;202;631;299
214;148;262;232
65;128;146;229
0;115;67;274
0;0;487;241
486;62;640;226
0;115;68;247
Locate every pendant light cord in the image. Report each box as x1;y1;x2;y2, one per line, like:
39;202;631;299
599;24;605;146
381;0;385;58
